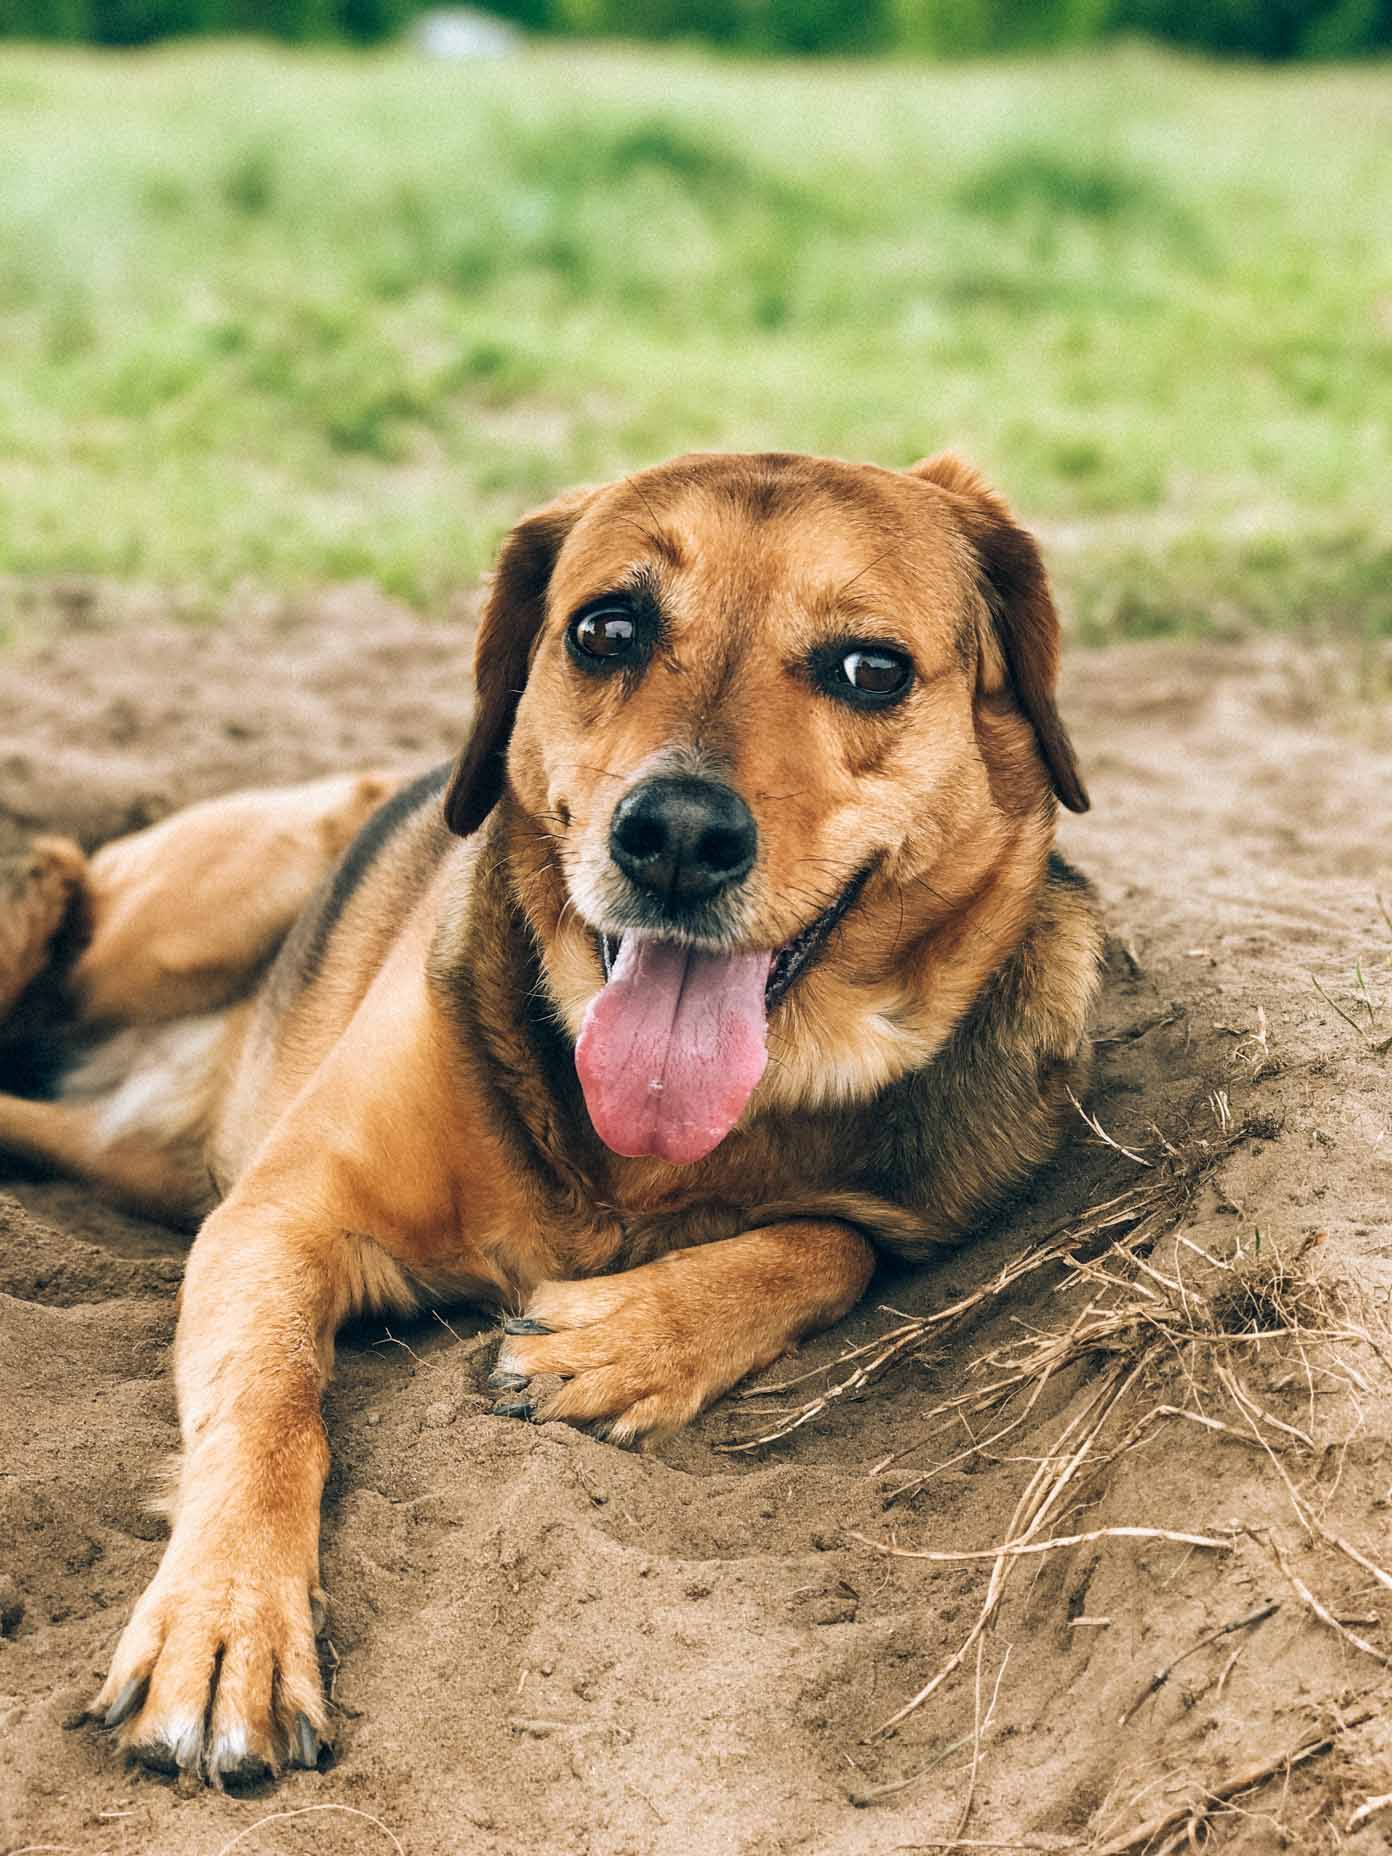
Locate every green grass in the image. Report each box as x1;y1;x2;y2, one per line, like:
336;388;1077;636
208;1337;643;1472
1;38;1390;635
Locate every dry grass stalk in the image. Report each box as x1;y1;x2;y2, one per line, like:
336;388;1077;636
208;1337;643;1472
851;1524;1233;1565
890;1841;1073;1853
868;1362;1145;1738
1311;972;1392;1055
1089;1711;1374;1856
724;1145;1213;1455
1330;1532;1392;1595
1118;1602;1280;1726
898;1841;1073;1852
210;1803;407;1856
1259;1531;1392;1669
953;1636;1012;1839
1067;1088;1154;1166
868;1166;1387;1755
847;1718;996;1807
1348;1792;1392;1832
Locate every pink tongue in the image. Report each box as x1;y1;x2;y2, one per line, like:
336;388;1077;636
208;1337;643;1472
576;938;772;1164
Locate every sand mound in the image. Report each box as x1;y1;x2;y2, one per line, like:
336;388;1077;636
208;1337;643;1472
2;597;1390;1854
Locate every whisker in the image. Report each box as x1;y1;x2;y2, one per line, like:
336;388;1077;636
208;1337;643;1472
831;539;905;605
608;510;666;554
908;872;954;909
625;474;670;552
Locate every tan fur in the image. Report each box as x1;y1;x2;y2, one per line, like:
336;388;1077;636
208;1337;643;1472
76;770;400;1024
0;450;1100;1785
0;834;85;1018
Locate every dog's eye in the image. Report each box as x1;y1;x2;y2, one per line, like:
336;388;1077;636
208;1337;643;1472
820;645;914;708
569;606;639;664
842;650;909;694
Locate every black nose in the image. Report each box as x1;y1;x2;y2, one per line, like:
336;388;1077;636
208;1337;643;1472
610;776;757;906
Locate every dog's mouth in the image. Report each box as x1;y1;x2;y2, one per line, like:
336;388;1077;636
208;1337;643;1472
576;869;870;1166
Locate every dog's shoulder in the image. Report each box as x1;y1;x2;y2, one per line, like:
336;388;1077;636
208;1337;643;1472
266;762;453;1008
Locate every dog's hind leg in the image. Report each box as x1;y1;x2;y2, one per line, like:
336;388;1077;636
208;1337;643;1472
0;1087;215;1225
75;771;404;1026
74;770;403;1025
0;834;87;1022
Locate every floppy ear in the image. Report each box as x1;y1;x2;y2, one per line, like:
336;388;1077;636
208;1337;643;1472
912;453;1089;814
444;487;598;837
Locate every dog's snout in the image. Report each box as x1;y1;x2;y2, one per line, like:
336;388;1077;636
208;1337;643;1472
610;777;757;906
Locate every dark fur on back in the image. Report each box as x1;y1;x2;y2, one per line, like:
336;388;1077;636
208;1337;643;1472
296;763;450;985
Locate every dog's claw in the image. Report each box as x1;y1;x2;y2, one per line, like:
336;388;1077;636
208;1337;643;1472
488;1369;529;1391
128;1739;179;1775
502;1315;551;1336
220;1752;274;1790
103;1676;148;1729
491;1397;534;1420
293;1711;321;1770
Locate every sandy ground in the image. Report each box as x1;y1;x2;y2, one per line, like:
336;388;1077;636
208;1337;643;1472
1;593;1390;1856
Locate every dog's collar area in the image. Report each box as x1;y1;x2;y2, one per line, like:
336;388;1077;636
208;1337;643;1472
596;865;871;1008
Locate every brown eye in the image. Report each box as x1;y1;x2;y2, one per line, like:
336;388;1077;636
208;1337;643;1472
570;608;637;662
842;650;907;693
809;639;914;708
837;648;913;704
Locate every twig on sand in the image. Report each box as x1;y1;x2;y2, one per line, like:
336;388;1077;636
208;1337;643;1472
1067;1088;1153;1166
1090;1712;1373;1856
1348;1792;1392;1832
1311;973;1374;1041
210;1804;407;1856
1311;973;1392;1054
722;1164;1197;1454
1258;1531;1392;1669
955;1637;987;1841
954;1639;1012;1839
1094;1007;1184;1047
1330;1530;1392;1595
894;1833;1076;1848
868;1364;1142;1738
894;1841;1072;1852
851;1524;1233;1567
847;1729;978;1806
1118;1601;1280;1725
374;1326;428;1367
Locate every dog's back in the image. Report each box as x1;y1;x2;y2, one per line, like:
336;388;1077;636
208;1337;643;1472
209;764;455;1189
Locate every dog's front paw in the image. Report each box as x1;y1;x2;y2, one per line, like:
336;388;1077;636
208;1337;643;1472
90;1548;329;1786
493;1262;779;1442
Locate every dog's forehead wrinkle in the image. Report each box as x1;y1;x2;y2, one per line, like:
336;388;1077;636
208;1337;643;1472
600;464;921;596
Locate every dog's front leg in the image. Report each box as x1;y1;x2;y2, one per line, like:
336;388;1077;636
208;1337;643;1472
90;1199;375;1784
494;1220;875;1441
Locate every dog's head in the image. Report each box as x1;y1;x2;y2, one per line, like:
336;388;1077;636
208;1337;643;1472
446;451;1086;1165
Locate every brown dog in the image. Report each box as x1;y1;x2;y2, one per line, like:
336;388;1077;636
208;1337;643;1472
0;450;1100;1785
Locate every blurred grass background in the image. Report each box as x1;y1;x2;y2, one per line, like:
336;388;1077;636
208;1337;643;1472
1;33;1390;641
